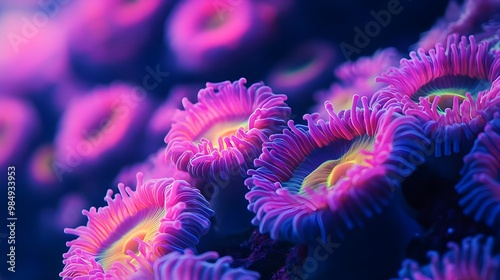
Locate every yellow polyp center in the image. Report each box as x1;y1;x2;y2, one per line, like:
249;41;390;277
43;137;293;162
98;207;166;271
299;137;374;194
218;126;240;139
327;160;356;187
332;92;357;112
41;149;55;174
302;160;340;188
122;230;147;255
198;119;248;150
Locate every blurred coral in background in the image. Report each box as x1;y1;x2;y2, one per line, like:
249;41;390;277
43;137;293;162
0;0;499;279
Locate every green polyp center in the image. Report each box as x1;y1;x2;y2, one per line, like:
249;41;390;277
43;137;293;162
298;136;374;194
283;55;315;77
428;93;466;112
412;75;491;113
198;119;248;150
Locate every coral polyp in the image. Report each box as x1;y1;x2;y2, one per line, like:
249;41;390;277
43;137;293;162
54;83;152;176
267;41;337;99
166;0;276;72
165;77;291;182
398;235;500;280
60;175;213;279
66;0;169;67
455;112;500;229
28;144;59;193
245;97;428;244
375;34;500;156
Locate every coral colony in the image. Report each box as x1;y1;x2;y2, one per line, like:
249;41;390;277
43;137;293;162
2;0;500;279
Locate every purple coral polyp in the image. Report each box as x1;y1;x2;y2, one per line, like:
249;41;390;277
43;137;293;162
245;97;429;244
165;77;291;182
398;235;500;280
455;112;500;228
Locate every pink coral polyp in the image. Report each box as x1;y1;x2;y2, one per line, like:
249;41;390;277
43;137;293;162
60;175;213;280
374;34;500;156
165;77;290;182
55;83;152;173
167;0;275;71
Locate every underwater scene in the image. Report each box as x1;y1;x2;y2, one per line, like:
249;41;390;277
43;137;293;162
0;0;500;279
